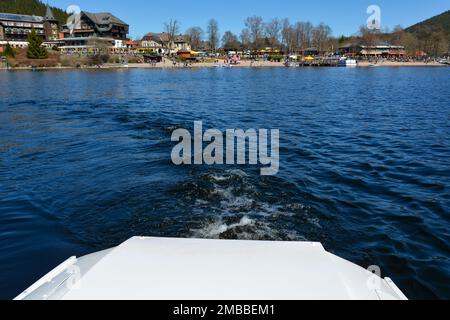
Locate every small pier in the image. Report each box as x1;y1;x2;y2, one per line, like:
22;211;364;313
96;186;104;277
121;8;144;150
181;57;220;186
299;58;340;67
286;57;341;67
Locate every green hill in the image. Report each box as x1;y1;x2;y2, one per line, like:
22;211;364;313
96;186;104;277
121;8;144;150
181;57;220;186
0;0;68;25
406;10;450;36
403;10;450;56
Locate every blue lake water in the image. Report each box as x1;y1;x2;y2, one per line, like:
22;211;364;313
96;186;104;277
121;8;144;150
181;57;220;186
0;67;449;299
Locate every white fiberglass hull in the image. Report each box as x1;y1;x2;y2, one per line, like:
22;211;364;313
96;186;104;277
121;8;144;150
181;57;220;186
338;59;358;67
15;237;407;300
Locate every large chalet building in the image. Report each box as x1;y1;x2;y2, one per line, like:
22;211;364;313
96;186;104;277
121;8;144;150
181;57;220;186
60;11;129;54
0;7;129;55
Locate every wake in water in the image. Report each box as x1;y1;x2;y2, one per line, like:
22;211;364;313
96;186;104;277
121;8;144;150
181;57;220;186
171;168;320;241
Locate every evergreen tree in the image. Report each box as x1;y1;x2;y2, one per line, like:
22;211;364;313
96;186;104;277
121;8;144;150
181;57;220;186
27;28;48;59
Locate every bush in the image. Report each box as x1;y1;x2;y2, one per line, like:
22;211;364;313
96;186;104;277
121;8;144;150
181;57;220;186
60;55;80;67
268;55;283;62
87;54;110;66
2;44;16;58
128;57;142;63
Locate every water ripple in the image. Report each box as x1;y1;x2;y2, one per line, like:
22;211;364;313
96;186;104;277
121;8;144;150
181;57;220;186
0;68;449;299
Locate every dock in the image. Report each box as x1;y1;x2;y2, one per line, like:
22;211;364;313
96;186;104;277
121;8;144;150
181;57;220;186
286;57;341;67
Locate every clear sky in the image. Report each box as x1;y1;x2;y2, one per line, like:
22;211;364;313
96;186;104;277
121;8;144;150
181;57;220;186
47;0;449;39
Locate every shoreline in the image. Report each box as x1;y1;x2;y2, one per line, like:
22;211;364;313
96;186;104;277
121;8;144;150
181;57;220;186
1;60;448;71
357;61;447;67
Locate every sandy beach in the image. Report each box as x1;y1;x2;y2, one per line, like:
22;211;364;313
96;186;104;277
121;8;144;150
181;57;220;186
2;59;448;71
126;59;449;69
358;61;447;67
124;59;285;69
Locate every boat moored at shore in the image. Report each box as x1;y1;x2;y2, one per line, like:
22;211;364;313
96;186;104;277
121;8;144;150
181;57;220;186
338;57;358;67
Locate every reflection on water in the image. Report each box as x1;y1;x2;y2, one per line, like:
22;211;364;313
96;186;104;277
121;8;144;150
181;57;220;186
0;68;449;299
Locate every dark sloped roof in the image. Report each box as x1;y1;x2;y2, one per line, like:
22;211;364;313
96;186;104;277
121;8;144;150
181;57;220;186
82;11;128;26
142;33;189;43
142;32;169;42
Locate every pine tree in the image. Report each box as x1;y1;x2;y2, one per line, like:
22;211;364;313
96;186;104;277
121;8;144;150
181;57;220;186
27;28;48;59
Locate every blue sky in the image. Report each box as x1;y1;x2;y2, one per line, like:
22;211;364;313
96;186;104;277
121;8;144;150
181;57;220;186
47;0;449;39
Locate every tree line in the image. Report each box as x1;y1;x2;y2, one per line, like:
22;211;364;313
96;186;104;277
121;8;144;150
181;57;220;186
164;17;335;53
164;16;449;57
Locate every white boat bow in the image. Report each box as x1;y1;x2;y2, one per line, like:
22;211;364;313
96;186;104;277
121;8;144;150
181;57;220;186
15;237;408;300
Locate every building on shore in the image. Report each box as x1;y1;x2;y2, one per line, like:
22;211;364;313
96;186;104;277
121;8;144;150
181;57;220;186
43;6;60;42
256;47;283;55
59;37;121;55
60;11;129;55
0;6;60;49
126;40;141;51
139;33;165;54
173;35;191;53
338;43;407;58
138;32;191;55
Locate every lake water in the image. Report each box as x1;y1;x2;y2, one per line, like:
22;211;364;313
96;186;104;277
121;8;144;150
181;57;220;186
0;67;449;299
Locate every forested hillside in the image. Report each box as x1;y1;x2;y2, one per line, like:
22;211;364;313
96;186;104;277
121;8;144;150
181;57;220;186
406;10;450;36
0;0;68;24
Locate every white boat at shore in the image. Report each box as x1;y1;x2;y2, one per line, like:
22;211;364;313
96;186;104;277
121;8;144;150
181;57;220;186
338;57;358;67
15;237;407;300
284;61;300;67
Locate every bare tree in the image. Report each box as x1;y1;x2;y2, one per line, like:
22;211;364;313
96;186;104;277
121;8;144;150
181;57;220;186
290;21;314;52
358;25;380;47
398;32;420;55
302;22;314;49
87;38;111;66
240;28;251;51
292;22;303;52
186;27;204;50
389;25;420;55
222;31;240;50
312;23;332;52
281;18;293;53
244;16;264;50
164;19;180;52
265;18;281;49
207;19;220;52
429;31;448;57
